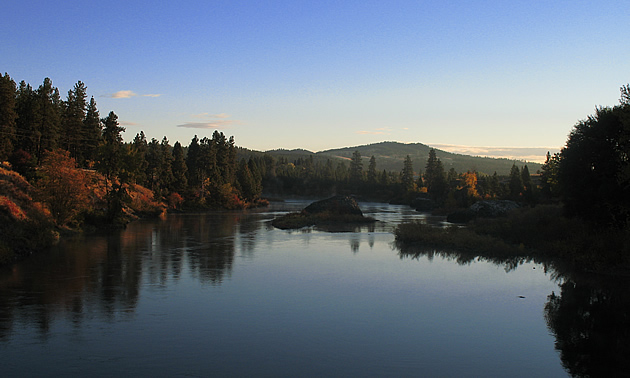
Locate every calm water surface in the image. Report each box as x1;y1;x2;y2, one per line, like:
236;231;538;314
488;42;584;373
1;201;573;376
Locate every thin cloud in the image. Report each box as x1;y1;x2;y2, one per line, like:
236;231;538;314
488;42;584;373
120;121;139;126
177;120;236;129
108;90;137;98
178;113;238;129
103;90;162;98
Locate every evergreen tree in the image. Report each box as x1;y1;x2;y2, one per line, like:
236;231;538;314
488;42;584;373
0;73;17;160
14;78;63;162
248;157;263;196
323;159;335;182
367;155;377;184
447;167;458;190
62;81;87;161
171;141;188;194
425;149;447;201
146;138;162;195
236;159;258;201
489;172;501;198
186;135;202;189
14;81;39;155
130;131;149;185
349;150;363;184
521;165;533;203
96;111;127;223
335;162;348;183
540;151;560;199
508;163;523;199
159;136;174;196
83;96;101;165
35;78;62;161
401;155;414;192
558;90;630;226
380;169;389;186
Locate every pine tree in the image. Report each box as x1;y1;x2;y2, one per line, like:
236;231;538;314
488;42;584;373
401;155;414;192
425;149;447;201
540;152;560;199
14;81;39;155
509;163;523;199
171;141;188;194
380;169;389;186
0;73;18;160
186;135;202;189
96;111;127;223
63;81;87;161
521;165;533;203
236;159;258;201
367;155;377;184
146;138;162;195
349;150;363;184
83;96;101;165
35;78;62;161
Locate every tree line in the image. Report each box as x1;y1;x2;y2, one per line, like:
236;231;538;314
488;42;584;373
0;74;265;225
0;72;555;227
249;147;535;210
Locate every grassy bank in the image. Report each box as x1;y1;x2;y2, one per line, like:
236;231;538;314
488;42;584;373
394;204;630;274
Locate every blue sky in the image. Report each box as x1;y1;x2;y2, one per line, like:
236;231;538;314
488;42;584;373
3;1;629;161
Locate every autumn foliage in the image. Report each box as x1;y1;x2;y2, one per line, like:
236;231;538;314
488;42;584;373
37;149;90;226
0;163;56;263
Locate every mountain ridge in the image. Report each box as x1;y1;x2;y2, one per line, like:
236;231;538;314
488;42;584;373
258;141;543;175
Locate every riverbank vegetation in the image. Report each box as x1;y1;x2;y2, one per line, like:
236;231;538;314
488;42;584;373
396;85;630;274
0;73;270;262
3;71;630;271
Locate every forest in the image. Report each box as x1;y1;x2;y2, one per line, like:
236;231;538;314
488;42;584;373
2;72;628;267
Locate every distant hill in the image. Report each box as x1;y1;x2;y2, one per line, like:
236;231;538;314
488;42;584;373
238;141;542;176
315;141;541;176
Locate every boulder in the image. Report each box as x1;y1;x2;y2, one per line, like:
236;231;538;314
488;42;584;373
302;195;363;216
447;200;520;223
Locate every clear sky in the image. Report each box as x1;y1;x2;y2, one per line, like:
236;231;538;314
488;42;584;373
3;0;629;161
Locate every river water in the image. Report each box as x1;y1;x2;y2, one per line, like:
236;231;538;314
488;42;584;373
0;200;599;376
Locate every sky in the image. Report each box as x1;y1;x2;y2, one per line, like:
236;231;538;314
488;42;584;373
3;1;630;162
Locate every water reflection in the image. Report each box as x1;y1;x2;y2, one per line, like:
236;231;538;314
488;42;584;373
544;273;630;377
0;210;256;339
3;200;628;376
395;241;630;377
0;202;434;340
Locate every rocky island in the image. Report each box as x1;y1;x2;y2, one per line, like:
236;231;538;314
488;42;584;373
271;195;376;230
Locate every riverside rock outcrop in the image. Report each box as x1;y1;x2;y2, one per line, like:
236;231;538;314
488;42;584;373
302;195;364;216
272;195;374;230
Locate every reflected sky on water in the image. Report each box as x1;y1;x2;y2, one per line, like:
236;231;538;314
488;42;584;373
0;200;582;377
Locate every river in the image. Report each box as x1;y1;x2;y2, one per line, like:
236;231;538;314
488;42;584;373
1;200;625;376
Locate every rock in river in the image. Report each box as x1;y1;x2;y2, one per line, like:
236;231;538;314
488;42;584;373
272;195;374;230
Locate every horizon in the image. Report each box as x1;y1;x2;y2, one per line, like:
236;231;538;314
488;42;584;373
3;1;627;158
260;141;557;164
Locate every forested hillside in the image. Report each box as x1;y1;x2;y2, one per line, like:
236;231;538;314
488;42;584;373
316;142;542;175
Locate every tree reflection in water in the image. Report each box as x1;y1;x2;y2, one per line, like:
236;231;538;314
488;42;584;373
395;241;630;377
0;210;262;338
544;275;630;377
